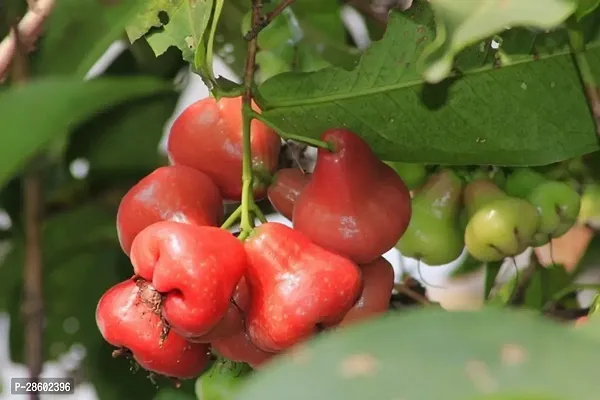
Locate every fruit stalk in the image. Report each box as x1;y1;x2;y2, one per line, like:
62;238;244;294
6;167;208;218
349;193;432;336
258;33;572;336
239;0;262;240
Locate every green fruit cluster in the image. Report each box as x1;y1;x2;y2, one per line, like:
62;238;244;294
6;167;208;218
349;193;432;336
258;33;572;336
390;163;584;265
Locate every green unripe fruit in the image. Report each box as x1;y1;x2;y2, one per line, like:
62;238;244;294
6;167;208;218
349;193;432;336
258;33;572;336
395;169;464;266
385;162;428;191
464;179;540;262
505;168;581;240
578;183;600;226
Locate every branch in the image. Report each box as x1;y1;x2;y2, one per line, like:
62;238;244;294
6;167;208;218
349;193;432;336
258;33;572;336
11;17;45;399
243;0;296;41
0;0;56;82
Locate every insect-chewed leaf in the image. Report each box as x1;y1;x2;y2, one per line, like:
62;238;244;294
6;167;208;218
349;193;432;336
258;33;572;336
257;1;600;166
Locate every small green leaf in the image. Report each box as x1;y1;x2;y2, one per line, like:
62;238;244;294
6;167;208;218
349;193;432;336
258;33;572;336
484;260;503;300
129;0;214;63
575;0;600;20
196;361;252;400
66;92;179;177
450;254;484;278
524;269;544;309
33;0;146;78
235;308;598;400
0;77;172;190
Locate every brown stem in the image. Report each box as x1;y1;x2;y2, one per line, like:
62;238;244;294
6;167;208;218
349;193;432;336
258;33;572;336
243;0;296;41
11;23;45;400
394;284;432;305
0;0;56;81
242;0;262;103
23;171;44;400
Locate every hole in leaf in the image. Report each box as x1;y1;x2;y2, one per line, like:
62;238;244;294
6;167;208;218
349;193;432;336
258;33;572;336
158;11;170;25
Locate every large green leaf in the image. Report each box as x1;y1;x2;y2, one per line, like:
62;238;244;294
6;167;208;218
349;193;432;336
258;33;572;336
67;93;178;177
0;77;172;190
257;2;600;166
291;0;360;69
419;0;577;83
127;0;214;63
33;0;146;78
575;0;600;19
236;308;598;400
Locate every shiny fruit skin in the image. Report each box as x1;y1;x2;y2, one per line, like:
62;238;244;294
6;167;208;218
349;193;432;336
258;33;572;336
130;221;247;339
167;96;281;200
465;198;539;262
293;128;411;264
95;279;210;379
116;165;223;255
385;161;428;190
190;278;250;342
243;222;363;352
338;257;395;327
212;330;274;367
267;168;311;220
395;169;464;266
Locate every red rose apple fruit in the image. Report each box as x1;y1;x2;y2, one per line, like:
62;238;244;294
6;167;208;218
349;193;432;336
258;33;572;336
339;257;395;327
267;168;311;221
243;222;362;353
116;165;223;255
130;221;247;339
167;96;281;201
293;128;411;264
95;279;210;379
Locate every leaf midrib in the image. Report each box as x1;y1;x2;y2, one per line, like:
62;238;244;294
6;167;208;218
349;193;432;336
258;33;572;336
262;41;600;109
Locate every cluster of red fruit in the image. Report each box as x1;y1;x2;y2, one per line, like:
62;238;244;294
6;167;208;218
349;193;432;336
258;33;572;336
95;96;412;380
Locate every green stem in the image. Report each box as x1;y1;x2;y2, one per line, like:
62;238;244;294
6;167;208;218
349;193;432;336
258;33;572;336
220;205;243;230
239;103;256;236
252;204;268;223
250;111;333;150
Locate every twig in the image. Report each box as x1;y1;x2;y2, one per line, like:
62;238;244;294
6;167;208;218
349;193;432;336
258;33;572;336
0;0;56;82
243;0;296;41
394;284;432;305
11;21;45;400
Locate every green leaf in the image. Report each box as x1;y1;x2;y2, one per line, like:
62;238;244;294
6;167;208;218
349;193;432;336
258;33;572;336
450;254;484;278
0;77;172;190
33;0;146;78
235;308;598;400
419;0;577;83
483;261;503;300
523;268;544;309
196;361;252;400
128;0;214;63
257;3;600;166
291;0;360;69
155;388;197;400
575;0;600;20
66;93;179;177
